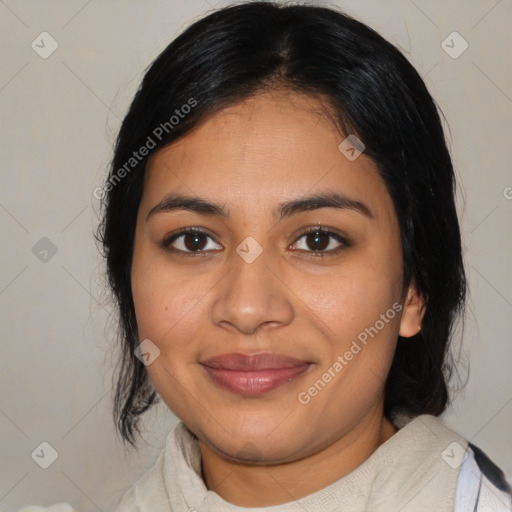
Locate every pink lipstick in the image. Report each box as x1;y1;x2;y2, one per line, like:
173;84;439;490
200;353;312;396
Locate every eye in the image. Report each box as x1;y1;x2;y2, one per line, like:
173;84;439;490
291;227;349;256
161;228;222;254
160;226;350;257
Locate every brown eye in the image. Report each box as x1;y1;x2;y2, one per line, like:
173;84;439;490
182;232;208;251
162;228;222;253
304;231;330;251
292;228;349;255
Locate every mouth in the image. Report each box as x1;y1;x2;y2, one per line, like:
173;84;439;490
199;352;313;396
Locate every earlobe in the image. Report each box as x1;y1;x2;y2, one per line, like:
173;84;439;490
398;283;427;338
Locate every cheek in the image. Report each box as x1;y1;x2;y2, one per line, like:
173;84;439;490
301;257;401;335
130;244;210;344
132;271;206;343
301;258;402;399
130;257;210;417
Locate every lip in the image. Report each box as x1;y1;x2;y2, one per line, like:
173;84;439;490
200;353;312;396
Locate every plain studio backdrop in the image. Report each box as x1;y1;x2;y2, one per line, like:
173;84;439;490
0;0;511;510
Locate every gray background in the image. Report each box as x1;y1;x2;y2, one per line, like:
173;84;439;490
1;0;511;510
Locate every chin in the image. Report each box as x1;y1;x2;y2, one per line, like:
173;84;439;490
194;418;313;464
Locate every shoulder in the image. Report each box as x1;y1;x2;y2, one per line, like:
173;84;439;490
454;443;512;512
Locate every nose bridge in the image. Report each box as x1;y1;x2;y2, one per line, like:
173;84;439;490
232;236;273;292
210;237;294;334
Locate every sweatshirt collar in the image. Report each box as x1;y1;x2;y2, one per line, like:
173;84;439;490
159;414;467;512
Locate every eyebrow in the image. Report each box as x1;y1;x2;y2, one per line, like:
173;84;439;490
146;191;374;222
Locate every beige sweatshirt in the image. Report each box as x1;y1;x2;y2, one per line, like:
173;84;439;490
112;414;468;511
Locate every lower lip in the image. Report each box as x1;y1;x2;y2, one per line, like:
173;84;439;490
200;365;311;396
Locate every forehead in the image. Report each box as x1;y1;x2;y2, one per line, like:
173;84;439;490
149;90;344;175
143;90;394;223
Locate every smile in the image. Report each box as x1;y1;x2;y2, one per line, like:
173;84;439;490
199;352;313;396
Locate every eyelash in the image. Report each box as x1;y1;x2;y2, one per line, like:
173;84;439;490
159;226;350;258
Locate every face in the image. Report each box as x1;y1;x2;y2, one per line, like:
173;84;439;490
131;89;423;464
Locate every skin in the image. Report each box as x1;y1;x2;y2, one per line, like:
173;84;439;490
130;89;426;506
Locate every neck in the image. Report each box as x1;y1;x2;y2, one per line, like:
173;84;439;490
198;408;397;507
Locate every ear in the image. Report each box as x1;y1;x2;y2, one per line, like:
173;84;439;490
398;282;427;338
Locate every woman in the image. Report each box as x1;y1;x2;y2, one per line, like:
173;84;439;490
19;1;509;511
98;1;512;510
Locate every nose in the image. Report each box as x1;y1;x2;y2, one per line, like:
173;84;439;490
210;243;294;335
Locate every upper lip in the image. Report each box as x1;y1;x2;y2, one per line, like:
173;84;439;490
200;353;310;371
